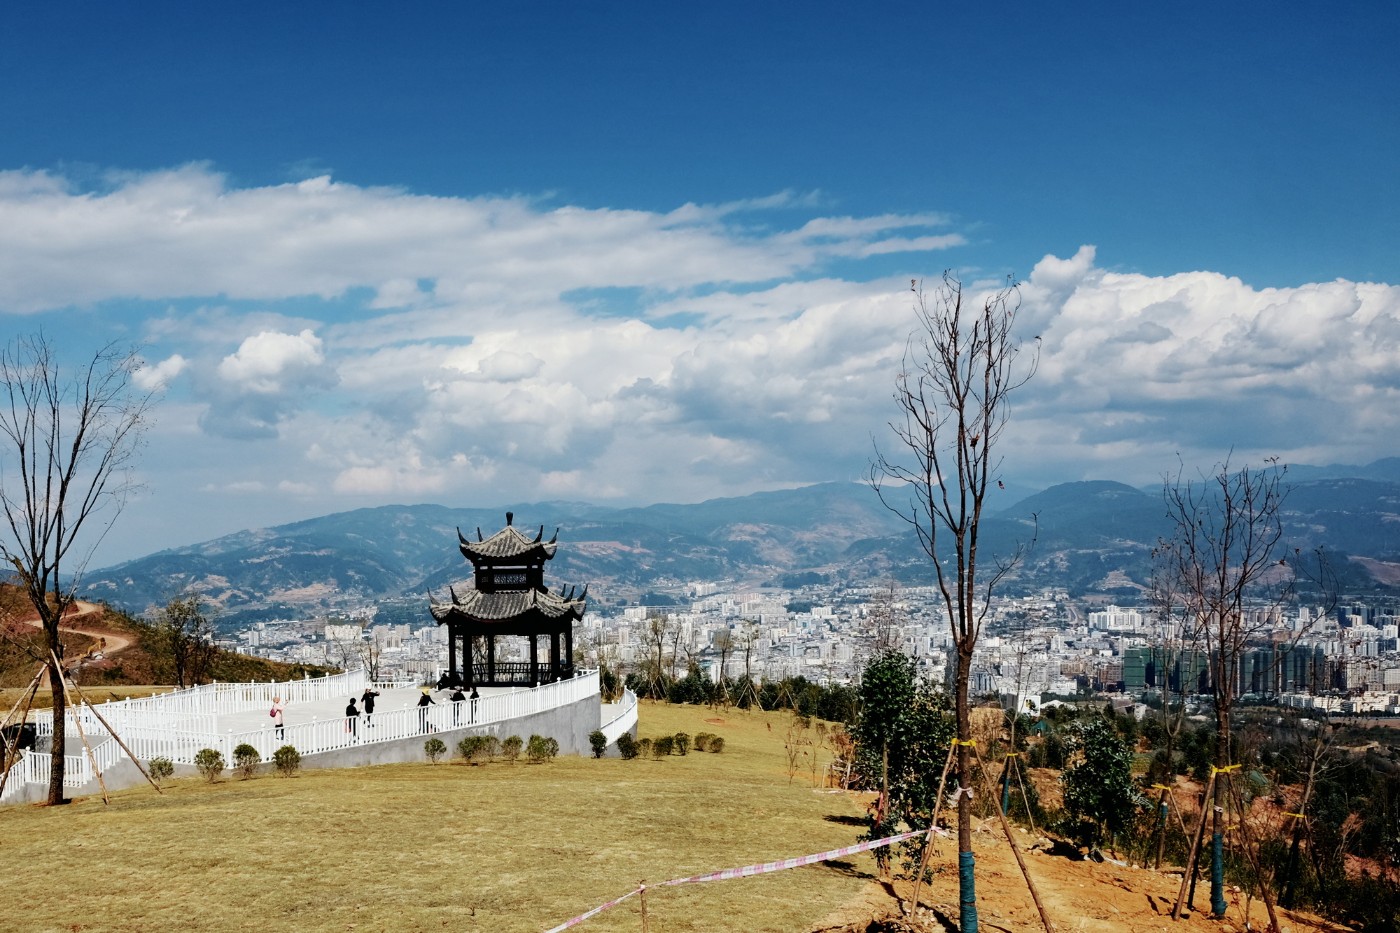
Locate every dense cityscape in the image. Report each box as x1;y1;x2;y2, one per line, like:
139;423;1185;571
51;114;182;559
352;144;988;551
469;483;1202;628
230;581;1400;718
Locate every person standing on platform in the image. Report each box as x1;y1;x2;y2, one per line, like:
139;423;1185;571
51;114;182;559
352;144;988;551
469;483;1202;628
345;697;360;740
449;687;465;727
470;687;480;724
417;688;436;733
361;686;380;728
270;696;286;740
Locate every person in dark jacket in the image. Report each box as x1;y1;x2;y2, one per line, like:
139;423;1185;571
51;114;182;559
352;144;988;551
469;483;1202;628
417;690;436;733
361;687;380;727
345;698;361;739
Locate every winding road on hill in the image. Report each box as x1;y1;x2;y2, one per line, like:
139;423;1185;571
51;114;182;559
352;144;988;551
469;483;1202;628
8;600;134;660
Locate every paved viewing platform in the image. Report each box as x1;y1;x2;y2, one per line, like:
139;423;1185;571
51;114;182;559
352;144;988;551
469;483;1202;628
3;669;638;805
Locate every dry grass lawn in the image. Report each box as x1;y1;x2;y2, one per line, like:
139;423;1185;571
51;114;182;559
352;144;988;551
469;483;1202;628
0;701;874;933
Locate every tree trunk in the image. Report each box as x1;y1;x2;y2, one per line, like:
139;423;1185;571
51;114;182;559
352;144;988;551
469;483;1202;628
955;647;978;933
45;656;67;805
1211;706;1231;918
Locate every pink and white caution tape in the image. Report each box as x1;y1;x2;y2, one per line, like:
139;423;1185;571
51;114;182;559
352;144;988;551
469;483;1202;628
543;826;946;932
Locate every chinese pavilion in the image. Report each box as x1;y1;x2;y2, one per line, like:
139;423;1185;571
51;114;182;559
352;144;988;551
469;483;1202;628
430;512;588;688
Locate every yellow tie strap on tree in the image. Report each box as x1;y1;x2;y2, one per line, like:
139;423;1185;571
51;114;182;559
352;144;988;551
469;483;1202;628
1003;751;1019;758
1151;784;1173;791
1210;763;1242;775
1283;812;1307;819
953;738;977;747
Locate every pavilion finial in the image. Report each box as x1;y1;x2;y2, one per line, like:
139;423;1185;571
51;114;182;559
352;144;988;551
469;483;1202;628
506;511;513;526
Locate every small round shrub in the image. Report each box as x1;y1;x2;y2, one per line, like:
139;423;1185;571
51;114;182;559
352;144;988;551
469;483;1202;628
545;737;559;759
526;734;555;763
693;733;712;753
636;737;653;759
589;729;608;758
457;735;490;764
424;737;447;764
651;735;673;759
482;735;501;759
147;757;174;785
194;748;225;782
708;736;725;754
273;744;302;777
502;735;523;764
616;732;639;760
233;743;261;779
673;732;690;756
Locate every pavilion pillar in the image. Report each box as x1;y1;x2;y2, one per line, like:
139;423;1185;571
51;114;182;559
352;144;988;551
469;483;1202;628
464;631;475;687
448;628;459;684
550;631;561;682
530;635;539;685
565;625;574;677
487;635;496;684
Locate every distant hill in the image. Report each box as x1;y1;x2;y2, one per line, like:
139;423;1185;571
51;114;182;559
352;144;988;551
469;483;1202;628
81;468;1400;628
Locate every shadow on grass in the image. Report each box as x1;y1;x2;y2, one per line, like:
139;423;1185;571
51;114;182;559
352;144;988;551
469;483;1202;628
820;858;875;880
823;814;868;826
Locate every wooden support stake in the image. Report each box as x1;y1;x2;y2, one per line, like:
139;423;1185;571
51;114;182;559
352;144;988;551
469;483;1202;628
973;744;1055;933
66;677;163;795
1224;770;1281;933
1172;769;1217;920
638;882;650;933
908;740;960;915
52;651;108;805
0;666;46;800
1011;755;1038;836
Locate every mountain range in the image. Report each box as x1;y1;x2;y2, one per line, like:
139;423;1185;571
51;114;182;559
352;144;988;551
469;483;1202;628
80;460;1400;628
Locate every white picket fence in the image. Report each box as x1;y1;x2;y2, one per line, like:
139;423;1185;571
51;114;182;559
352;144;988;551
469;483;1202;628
4;669;602;803
599;688;639;745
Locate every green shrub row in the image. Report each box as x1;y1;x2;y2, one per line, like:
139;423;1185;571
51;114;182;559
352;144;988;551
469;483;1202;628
425;733;528;765
613;731;725;761
159;744;301;785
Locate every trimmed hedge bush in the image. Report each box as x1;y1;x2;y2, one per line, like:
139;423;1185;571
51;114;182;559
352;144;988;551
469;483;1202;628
273;744;301;777
424;737;447;763
673;732;690;756
147;757;174;785
194;748;225;782
589;729;608;758
233;743;261;779
502;735;523;763
616;732;639;760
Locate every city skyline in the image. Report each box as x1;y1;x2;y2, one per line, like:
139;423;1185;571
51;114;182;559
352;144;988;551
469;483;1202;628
2;4;1397;567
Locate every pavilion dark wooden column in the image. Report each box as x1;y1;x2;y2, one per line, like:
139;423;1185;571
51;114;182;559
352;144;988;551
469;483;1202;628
464;630;474;687
529;635;539;685
550;631;561;681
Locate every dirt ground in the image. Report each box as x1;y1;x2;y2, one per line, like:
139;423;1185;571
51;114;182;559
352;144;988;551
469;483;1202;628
810;821;1349;933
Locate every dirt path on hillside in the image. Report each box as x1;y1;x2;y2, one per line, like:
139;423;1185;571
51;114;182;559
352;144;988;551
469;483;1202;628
8;600;134;657
813;822;1349;933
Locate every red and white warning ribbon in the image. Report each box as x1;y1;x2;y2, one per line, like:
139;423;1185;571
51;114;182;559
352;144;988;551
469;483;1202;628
543;825;946;932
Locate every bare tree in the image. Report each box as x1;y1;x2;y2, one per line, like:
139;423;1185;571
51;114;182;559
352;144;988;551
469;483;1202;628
871;274;1038;931
1157;458;1297;928
150;593;217;688
0;335;151;805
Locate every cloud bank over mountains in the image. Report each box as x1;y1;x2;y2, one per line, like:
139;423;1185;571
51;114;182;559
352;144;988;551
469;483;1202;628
1;164;1395;561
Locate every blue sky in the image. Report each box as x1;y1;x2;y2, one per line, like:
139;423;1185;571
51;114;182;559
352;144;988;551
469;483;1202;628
1;3;1398;567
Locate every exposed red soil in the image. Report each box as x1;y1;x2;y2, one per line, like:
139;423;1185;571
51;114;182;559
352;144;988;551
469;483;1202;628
812;820;1350;932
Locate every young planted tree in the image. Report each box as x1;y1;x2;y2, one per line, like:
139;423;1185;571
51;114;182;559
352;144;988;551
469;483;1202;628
0;335;151;806
150;593;217;688
1157;459;1306;929
871;274;1038;932
1061;718;1137;852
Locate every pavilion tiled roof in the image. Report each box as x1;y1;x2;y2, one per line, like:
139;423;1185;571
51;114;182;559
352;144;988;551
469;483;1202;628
430;584;587;623
457;522;558;562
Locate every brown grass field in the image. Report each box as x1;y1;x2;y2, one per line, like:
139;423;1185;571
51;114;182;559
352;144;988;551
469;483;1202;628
0;701;876;933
